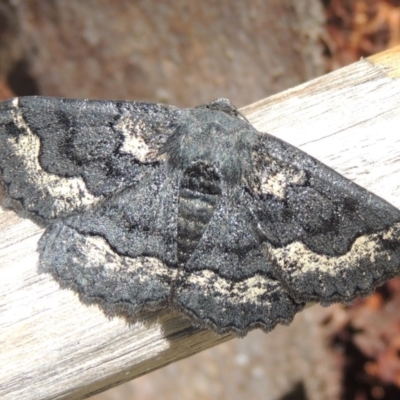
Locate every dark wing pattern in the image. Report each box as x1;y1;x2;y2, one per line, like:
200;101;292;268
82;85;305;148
0;96;179;222
1;96;400;337
250;133;400;305
39;166;181;315
173;187;304;335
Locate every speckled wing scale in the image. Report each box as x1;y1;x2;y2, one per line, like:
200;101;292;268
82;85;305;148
1;96;400;337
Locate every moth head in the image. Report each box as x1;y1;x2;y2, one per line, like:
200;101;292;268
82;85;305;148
195;98;249;123
162;105;257;187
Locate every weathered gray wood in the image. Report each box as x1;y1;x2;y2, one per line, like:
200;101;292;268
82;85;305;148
1;46;400;399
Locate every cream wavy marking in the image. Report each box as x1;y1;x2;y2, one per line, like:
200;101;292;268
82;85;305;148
179;269;279;305
116;114;152;162
266;222;400;277
115;113;164;163
5;98;97;218
71;233;175;285
252;151;307;199
56;231;285;307
260;168;306;199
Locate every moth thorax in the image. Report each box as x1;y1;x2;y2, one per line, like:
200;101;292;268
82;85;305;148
177;162;221;267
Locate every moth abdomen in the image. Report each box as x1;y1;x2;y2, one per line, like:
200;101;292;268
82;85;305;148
177;162;221;266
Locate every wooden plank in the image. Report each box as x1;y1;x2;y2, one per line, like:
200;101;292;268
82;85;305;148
1;45;400;399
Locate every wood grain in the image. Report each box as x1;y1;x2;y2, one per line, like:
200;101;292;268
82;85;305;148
2;45;400;399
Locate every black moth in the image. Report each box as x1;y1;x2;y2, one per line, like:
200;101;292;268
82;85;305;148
1;96;400;336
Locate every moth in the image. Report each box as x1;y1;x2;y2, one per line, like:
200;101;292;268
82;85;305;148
1;96;400;337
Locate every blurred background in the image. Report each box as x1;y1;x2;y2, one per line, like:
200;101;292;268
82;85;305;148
1;1;400;399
